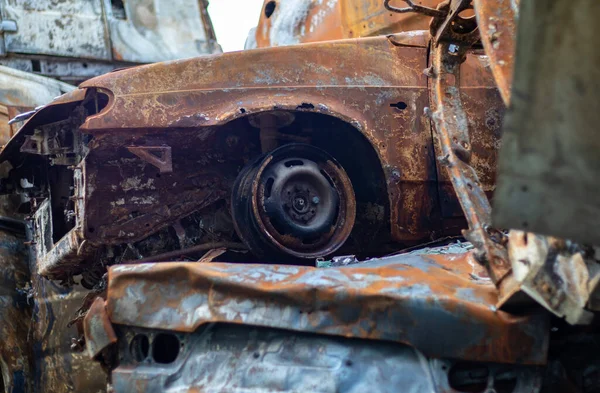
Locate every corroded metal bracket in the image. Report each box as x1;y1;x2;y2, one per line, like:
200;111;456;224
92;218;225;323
127;146;173;173
498;230;599;325
426;0;511;285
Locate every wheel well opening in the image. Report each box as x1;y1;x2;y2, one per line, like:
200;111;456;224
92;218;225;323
230;110;390;258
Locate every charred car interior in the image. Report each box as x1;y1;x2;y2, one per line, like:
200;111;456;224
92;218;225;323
1;0;599;392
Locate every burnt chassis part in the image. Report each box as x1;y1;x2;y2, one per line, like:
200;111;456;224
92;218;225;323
424;0;511;286
379;0;600;340
83;252;548;392
0;218;31;393
0;195;106;393
0;32;505;280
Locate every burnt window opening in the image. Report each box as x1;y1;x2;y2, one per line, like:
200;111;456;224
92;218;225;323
152;333;180;364
111;0;126;19
31;59;41;73
265;1;276;18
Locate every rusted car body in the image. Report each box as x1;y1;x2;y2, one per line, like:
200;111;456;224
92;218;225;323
0;68;107;393
0;30;504;277
1;0;600;392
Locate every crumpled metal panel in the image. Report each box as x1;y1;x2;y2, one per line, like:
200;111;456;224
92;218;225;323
499;230;599;325
111;323;543;393
105;251;549;365
493;0;600;245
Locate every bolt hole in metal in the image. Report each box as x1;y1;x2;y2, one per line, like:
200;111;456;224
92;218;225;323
231;144;355;260
264;1;276;18
390;101;408;110
152;333;180;364
130;334;150;362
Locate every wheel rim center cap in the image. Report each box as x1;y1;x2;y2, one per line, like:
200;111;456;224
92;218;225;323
292;195;309;213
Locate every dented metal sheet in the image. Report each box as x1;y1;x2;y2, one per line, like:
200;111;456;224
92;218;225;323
105;252;549;365
0;0;220;61
107;0;220;63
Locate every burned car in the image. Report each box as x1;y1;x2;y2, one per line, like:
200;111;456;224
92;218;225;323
1;0;600;392
0;0;220;84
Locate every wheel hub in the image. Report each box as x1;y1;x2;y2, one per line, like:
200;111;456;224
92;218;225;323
231;143;356;260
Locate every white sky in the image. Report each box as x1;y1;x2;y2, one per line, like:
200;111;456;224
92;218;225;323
208;0;266;52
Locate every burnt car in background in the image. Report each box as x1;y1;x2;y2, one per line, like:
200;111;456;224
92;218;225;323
1;0;600;392
0;1;221;392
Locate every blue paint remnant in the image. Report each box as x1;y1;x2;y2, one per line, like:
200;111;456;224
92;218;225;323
455;288;487;304
12;370;25;393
